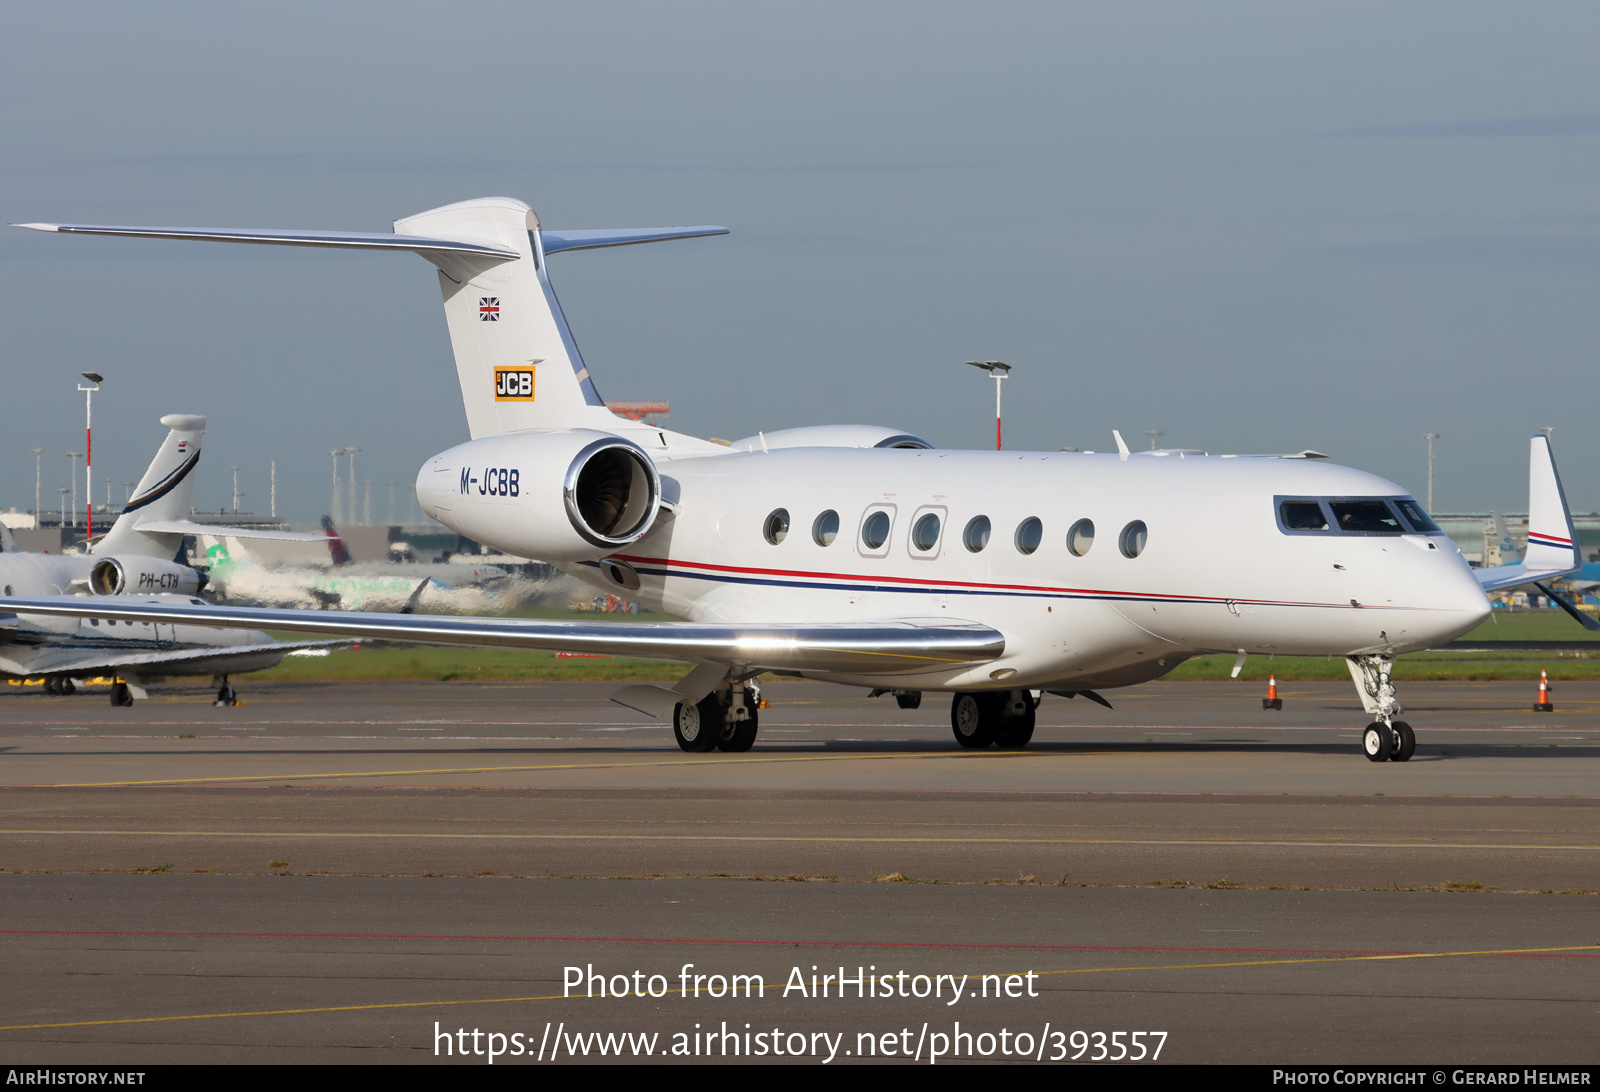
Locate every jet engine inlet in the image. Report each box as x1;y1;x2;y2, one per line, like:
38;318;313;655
563;438;661;548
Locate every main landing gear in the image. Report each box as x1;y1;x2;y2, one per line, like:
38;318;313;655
1350;654;1415;763
42;676;77;696
951;690;1037;749
672;681;760;753
213;675;239;707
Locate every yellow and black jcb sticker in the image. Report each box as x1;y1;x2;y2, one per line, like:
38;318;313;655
494;367;535;401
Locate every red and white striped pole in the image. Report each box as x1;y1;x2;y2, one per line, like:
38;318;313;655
967;361;1011;450
77;372;102;543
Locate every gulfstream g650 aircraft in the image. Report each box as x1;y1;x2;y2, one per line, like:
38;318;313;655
5;197;1582;759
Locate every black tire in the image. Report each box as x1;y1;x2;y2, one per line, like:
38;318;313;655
214;686;237;707
1362;723;1390;763
993;703;1036;748
673;693;721;752
109;682;133;707
951;692;999;748
895;691;922;710
43;677;58;696
1390;720;1416;762
718;707;759;752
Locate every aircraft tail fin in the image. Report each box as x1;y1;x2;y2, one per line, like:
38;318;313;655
94;414;208;560
1490;510;1522;564
320;516;352;566
18;203;727;440
1477;435;1582;592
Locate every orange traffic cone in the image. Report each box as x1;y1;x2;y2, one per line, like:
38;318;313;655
1534;668;1554;712
1262;674;1282;710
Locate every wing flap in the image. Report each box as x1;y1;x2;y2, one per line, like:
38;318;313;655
0;598;1004;674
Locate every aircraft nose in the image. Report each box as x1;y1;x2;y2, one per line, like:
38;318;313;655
1413;550;1492;646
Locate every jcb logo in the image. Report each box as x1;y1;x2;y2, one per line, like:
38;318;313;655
494;367;535;401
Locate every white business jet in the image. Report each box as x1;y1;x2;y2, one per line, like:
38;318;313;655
0;413;335;704
5;198;1582;758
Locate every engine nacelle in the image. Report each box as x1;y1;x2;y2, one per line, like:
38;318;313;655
416;429;661;561
89;557;205;596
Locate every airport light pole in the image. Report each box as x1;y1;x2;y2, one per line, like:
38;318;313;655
230;466;242;513
966;361;1010;450
346;448;361;525
64;452;81;530
270;460;276;519
122;481;135;505
1421;433;1440;512
1144;429;1164;452
30;450;44;518
57;487;69;528
77;372;102;541
328;449;344;525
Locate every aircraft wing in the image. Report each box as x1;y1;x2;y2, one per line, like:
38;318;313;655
0;598;1003;674
0;638;348;678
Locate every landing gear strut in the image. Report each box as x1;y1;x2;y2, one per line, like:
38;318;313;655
950;690;1037;749
109;681;134;707
1350;654;1414;763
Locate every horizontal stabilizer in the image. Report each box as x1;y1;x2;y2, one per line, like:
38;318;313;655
540;227;729;254
12;223;520;263
134;520;326;543
0;597;1004;675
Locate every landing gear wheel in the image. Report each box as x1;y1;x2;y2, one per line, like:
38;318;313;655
673;693;721;752
43;677;58;696
895;691;922;710
1363;723;1390;762
717;706;759;752
214;685;238;707
109;682;134;707
1390;720;1416;762
951;692;1000;748
59;677;76;696
993;703;1036;749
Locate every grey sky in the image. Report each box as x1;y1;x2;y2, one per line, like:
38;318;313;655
3;1;1599;522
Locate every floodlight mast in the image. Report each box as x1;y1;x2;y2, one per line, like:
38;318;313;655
77;373;102;540
1421;433;1440;512
966;361;1011;450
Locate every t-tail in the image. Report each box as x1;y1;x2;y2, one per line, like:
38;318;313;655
14;200;728;440
94;414;208;559
1477;435;1583;593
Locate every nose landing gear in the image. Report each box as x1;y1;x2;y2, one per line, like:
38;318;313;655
1350;655;1414;762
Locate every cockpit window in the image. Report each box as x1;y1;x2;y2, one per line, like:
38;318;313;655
1277;496;1437;536
1393;499;1440;533
1279;501;1328;531
1330;501;1403;533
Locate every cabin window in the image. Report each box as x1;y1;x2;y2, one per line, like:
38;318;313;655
911;513;942;552
1066;519;1095;557
763;508;790;545
1120;520;1148;558
861;510;892;551
1330;501;1402;534
812;510;839;546
963;516;991;553
1280;501;1328;531
1014;517;1043;555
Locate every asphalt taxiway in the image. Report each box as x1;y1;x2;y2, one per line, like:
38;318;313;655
1;678;1596;1063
